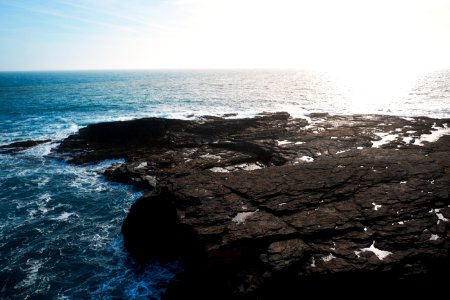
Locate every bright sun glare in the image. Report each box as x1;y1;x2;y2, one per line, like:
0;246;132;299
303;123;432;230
172;0;447;109
147;0;449;107
162;0;450;71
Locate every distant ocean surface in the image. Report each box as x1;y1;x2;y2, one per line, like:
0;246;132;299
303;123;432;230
1;69;449;299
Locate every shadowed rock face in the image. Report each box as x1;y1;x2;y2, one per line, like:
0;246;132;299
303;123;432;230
54;112;450;298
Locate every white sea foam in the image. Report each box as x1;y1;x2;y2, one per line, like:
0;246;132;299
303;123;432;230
371;132;399;148
15;259;45;289
322;253;336;262
360;241;392;260
372;202;382;211
90;159;126;171
242;163;263;171
429;208;449;223
209;167;229;173
52;212;77;221
200;153;222;160
430;234;439;241
69;123;80;133
402;136;413;144
413;123;450;146
310;257;316;268
23;142;53;157
135;162;148;169
298;156;314;163
277;140;292;145
232;210;258;224
209;163;263;173
336;149;350;154
36;176;50;187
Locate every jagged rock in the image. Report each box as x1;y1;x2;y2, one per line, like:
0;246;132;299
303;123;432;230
0;139;51;154
55;113;450;298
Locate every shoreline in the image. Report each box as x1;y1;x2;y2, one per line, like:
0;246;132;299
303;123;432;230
6;112;450;297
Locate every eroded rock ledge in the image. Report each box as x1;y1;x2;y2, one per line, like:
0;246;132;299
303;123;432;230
0;139;51;154
55;112;450;298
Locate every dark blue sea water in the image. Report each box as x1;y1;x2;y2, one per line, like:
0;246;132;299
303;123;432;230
1;70;449;299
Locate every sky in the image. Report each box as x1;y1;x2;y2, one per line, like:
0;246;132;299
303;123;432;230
1;0;450;71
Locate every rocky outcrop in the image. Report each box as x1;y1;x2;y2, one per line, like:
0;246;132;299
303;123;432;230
0;139;51;154
55;113;450;298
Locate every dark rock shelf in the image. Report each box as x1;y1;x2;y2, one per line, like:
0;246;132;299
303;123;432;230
54;112;450;298
0;139;51;154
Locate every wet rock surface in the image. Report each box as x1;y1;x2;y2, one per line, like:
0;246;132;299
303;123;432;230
54;113;450;298
0;139;51;154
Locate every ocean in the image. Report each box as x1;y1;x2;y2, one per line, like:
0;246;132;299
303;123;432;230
0;69;449;299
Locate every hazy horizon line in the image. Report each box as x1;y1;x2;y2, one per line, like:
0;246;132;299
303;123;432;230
0;67;331;73
2;66;450;73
